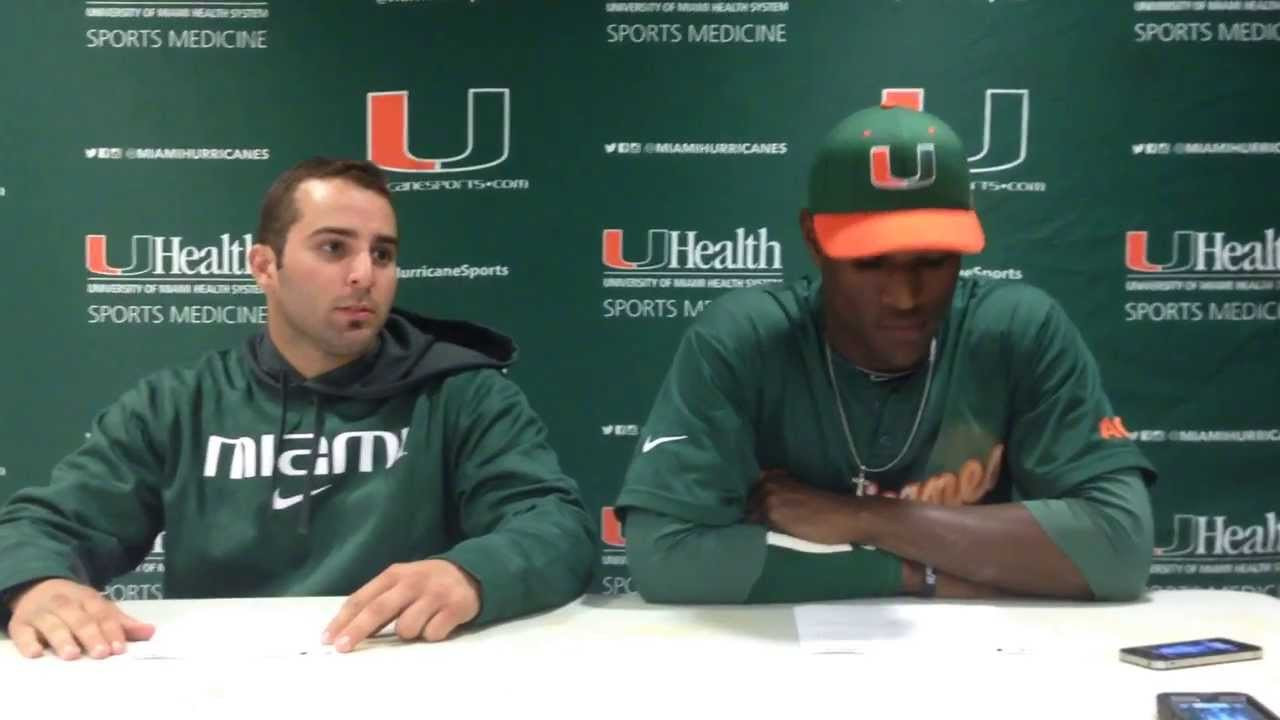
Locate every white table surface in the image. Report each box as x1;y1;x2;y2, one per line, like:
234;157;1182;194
2;589;1277;719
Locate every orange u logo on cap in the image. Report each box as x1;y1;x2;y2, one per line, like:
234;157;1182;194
869;143;937;190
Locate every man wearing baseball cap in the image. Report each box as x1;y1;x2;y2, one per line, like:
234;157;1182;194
615;104;1156;603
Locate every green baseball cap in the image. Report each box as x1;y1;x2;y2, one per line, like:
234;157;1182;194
808;103;985;259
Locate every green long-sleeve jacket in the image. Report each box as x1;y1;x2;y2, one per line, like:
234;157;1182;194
618;277;1156;603
0;309;594;626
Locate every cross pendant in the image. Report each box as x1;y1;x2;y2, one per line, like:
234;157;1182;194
852;470;867;496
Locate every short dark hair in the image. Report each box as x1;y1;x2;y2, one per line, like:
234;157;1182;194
255;157;392;264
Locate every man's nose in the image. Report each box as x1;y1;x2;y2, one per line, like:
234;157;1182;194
881;268;921;310
347;253;373;288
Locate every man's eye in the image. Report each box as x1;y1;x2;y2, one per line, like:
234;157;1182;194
852;258;884;270
320;240;344;255
373;246;397;264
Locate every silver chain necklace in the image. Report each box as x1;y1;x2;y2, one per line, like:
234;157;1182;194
823;337;936;496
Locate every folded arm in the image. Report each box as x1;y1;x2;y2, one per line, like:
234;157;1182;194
624;505;1010;604
753;468;1153;600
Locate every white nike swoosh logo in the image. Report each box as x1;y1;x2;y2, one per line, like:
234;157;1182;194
642;435;688;453
271;484;333;511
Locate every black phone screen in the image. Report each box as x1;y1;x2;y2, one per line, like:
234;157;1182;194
1153;640;1245;658
1172;700;1268;720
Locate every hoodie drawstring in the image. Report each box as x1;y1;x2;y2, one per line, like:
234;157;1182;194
269;371;290;527
273;371;324;535
299;395;325;535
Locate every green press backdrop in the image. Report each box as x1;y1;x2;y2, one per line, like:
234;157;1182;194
0;0;1277;599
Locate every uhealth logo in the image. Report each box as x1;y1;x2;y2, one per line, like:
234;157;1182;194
1156;513;1280;559
86;234;252;276
601;228;782;273
367;88;510;173
1126;229;1280;275
880;87;1029;174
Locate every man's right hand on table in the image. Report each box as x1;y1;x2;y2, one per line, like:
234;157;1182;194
6;578;155;660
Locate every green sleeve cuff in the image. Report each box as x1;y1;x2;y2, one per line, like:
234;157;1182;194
1023;469;1154;601
746;543;903;603
625;508;904;605
435;540;520;627
436;526;592;627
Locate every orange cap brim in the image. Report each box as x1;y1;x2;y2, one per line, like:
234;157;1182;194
812;208;985;260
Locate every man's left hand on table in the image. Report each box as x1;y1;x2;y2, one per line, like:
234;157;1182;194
322;559;481;652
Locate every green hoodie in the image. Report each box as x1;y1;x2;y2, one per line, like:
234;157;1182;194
0;309;594;627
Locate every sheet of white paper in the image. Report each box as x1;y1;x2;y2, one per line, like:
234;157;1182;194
794;603;1050;655
119;606;341;660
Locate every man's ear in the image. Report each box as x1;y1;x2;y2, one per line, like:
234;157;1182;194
799;209;822;267
248;244;277;291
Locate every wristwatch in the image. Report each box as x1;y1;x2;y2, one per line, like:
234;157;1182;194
920;564;937;599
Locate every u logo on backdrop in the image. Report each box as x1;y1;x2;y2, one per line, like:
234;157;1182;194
367;88;510;173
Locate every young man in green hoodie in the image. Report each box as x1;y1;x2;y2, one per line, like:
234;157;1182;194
617;104;1157;604
0;158;595;660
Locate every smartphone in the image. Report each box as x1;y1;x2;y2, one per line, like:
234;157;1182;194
1119;638;1262;670
1157;693;1279;720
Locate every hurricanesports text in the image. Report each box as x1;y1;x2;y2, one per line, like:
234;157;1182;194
398;264;511;280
